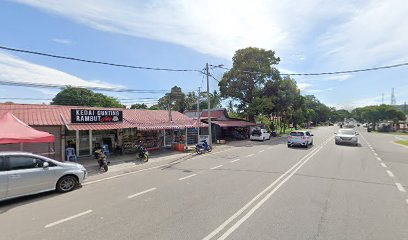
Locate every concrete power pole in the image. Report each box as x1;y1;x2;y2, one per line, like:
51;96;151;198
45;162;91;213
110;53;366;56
206;63;212;146
197;87;200;143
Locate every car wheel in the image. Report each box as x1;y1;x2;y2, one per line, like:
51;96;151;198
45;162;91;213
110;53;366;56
335;141;339;145
287;144;291;148
56;175;78;193
310;140;313;145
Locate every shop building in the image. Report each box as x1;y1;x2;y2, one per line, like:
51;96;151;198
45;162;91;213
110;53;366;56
0;103;203;161
184;108;258;142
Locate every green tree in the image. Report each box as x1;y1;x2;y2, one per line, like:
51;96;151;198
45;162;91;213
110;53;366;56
185;90;222;110
130;103;148;109
219;47;280;122
157;86;187;112
51;86;123;108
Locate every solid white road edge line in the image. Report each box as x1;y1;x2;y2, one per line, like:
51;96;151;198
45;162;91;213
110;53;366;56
210;165;223;170
45;210;93;228
202;137;330;240
216;139;330;240
386;170;395;178
395;183;406;193
178;174;198;181
380;162;387;168
128;188;157;199
230;159;240;163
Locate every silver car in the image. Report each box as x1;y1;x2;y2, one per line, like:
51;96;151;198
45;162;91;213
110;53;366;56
0;152;87;201
335;128;359;146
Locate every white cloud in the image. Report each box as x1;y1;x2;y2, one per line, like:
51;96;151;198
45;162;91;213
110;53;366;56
323;74;352;82
318;0;408;68
306;87;334;93
297;82;312;91
13;0;359;60
0;51;120;90
52;38;72;44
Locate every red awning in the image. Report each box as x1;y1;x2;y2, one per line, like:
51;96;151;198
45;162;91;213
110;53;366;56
212;120;257;128
0;112;55;144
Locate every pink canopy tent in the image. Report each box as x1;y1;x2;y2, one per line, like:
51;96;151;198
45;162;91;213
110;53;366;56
0;112;54;145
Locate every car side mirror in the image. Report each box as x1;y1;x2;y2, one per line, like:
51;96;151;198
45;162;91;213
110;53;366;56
356;133;359;135
43;162;49;168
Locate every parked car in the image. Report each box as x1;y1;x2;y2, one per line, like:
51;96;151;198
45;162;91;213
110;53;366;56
328;122;334;126
287;131;313;148
250;128;271;141
335;129;359;146
0;152;87;202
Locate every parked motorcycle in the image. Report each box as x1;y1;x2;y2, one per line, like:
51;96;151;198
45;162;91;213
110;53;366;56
137;145;149;162
95;149;109;172
196;140;212;154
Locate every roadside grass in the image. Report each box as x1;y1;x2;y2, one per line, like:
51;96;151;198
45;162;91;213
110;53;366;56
373;131;408;136
395;140;408;146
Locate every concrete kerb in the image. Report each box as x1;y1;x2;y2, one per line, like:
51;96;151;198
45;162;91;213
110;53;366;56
83;136;288;182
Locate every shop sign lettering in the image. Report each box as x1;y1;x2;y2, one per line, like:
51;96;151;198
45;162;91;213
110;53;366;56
71;109;123;123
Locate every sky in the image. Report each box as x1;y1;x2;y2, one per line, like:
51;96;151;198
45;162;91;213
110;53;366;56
0;0;407;109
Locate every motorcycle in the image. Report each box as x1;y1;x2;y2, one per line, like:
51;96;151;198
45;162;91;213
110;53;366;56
195;140;212;154
137;145;149;162
95;149;109;172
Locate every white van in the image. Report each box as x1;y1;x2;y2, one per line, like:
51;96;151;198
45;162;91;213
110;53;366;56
250;128;271;141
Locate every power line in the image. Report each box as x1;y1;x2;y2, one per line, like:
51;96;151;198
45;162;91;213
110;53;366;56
0;45;203;73
0;79;191;94
212;62;408;76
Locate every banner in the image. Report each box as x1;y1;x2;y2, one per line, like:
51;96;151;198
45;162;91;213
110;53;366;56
71;109;123;124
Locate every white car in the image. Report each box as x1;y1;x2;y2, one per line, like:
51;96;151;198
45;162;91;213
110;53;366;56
250;128;271;141
288;131;314;147
335;128;359;146
0;152;87;202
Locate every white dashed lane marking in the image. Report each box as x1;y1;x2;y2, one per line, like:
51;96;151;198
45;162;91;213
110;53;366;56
386;170;395;178
230;159;240;163
178;174;198;181
210;165;223;170
380;162;387;168
395;183;407;193
45;210;93;228
247;154;255;157
128;188;157;199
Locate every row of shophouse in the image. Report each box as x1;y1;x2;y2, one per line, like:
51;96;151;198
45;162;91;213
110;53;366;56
0;104;258;161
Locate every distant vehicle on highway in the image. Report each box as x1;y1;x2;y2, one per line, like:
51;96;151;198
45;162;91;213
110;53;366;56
328;122;334;126
288;131;313;148
250;128;271;141
335;129;359;146
0;152;87;202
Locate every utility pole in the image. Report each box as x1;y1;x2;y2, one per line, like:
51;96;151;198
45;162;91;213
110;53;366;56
206;63;212;146
197;87;200;143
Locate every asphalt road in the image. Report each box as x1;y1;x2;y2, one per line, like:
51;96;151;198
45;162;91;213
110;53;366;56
0;126;407;240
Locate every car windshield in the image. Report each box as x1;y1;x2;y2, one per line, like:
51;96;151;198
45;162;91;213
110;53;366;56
338;129;356;135
290;132;304;136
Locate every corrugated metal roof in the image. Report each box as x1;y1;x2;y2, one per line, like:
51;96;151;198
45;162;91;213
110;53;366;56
212;120;257;128
0;103;197;130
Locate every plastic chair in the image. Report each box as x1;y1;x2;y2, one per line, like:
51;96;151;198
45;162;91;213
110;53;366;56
66;148;77;162
102;144;110;156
